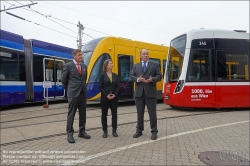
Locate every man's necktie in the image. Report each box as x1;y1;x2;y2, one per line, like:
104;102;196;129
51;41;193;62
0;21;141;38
143;61;147;72
77;63;82;75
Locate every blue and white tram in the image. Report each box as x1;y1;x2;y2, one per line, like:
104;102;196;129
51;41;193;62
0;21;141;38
0;29;73;107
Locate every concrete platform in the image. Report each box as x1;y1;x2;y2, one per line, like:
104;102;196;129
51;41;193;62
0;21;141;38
0;103;249;165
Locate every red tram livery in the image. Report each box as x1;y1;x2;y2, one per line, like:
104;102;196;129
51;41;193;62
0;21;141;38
162;29;250;108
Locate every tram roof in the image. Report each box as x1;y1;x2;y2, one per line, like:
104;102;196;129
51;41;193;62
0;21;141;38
184;29;249;39
31;39;74;54
0;29;24;44
86;36;168;52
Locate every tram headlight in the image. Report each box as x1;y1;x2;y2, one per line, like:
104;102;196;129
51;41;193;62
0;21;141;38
174;80;184;93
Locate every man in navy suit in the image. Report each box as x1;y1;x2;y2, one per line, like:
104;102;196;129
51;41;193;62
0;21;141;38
61;49;91;143
130;49;162;140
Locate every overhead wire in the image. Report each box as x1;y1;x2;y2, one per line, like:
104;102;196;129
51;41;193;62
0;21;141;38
46;16;76;26
2;1;109;41
84;27;110;36
15;0;93;41
2;3;75;39
42;1;175;36
3;0;13;5
39;10;111;36
26;12;99;39
13;0;77;35
7;0;111;37
43;15;110;36
2;1;76;39
2;1;90;42
4;11;76;38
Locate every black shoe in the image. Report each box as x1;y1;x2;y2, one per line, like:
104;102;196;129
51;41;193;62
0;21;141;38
78;132;91;139
151;134;157;140
112;130;118;137
133;132;142;138
103;131;107;138
67;134;75;143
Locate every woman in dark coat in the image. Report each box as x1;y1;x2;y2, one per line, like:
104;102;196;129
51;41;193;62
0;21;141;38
99;59;120;138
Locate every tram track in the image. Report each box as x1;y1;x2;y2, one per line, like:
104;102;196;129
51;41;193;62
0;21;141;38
0;101;136;116
0;101;137;122
0;109;242;146
0;109;168;129
0;105;69;116
0;103;100;116
0;107;98;124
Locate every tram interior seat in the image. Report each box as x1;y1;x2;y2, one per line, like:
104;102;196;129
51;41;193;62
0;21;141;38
217;77;228;81
123;73;130;81
188;75;210;81
0;74;5;79
200;76;210;81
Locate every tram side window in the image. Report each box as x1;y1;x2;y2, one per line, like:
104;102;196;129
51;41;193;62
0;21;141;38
45;59;54;81
149;58;160;66
216;51;249;81
19;53;26;81
186;50;210;81
55;61;65;82
149;58;161;74
33;55;44;82
89;53;111;83
0;51;19;80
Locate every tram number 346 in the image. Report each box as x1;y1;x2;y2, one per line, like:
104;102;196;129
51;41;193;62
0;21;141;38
199;41;206;45
191;89;204;93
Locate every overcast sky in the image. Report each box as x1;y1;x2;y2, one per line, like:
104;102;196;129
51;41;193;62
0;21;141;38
1;1;249;48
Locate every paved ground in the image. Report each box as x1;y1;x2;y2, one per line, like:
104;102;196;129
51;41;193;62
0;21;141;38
0;102;249;165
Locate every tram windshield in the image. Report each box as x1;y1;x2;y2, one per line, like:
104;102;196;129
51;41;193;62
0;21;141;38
82;52;92;66
166;35;186;82
81;37;104;66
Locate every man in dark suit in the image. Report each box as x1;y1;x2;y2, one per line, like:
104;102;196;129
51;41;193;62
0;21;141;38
130;49;162;140
61;49;91;143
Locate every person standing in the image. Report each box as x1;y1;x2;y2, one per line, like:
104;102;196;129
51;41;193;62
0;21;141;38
61;49;91;143
130;49;162;140
99;59;120;138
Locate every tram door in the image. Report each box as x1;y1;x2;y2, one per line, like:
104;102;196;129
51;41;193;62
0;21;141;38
43;58;65;99
115;45;134;100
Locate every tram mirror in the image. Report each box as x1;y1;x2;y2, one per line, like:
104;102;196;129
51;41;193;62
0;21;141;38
233;74;237;79
0;74;5;79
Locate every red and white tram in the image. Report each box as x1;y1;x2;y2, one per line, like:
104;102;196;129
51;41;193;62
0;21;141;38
162;29;250;108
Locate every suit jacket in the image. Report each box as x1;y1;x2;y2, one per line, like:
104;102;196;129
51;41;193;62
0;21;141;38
61;61;87;98
130;61;162;98
99;72;120;99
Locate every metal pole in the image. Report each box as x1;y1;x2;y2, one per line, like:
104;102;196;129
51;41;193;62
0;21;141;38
46;88;48;105
77;21;84;49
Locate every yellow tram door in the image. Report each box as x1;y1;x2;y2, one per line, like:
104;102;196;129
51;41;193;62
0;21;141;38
115;45;135;101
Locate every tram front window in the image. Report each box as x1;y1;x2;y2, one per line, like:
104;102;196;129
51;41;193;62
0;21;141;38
81;37;104;66
83;52;93;66
88;53;111;83
186;50;210;81
166;35;186;83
